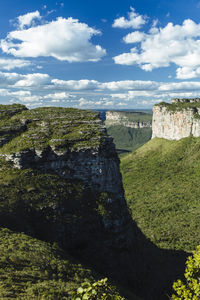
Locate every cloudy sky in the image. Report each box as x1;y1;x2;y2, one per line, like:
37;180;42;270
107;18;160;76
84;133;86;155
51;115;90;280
1;0;200;109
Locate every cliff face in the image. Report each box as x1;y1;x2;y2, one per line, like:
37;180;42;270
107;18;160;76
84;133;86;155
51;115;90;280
152;103;200;140
0;105;127;231
106;111;152;128
0;104;137;285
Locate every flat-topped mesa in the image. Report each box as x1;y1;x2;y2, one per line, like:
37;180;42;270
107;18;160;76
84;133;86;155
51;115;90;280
0;105;124;197
152;100;200;140
105;110;152;128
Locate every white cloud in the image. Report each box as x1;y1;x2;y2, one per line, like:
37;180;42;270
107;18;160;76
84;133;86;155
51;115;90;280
0;58;31;70
0;71;23;85
159;81;200;91
52;79;100;90
17;11;41;30
1;16;106;62
123;31;145;43
1;69;200;108
112;7;147;29
113;19;200;79
14;73;50;87
101;80;159;91
44;92;75;99
11;90;31;97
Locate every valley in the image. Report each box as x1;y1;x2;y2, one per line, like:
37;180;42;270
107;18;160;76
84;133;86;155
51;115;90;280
0;101;199;299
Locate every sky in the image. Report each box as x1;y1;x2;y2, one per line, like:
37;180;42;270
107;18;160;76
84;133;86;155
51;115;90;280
1;0;200;109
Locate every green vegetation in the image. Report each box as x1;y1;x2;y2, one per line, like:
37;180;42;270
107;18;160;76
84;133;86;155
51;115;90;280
72;278;125;299
0;227;96;299
0;104;143;300
107;126;152;153
155;102;200;114
172;245;200;299
121;137;200;251
0;106;105;154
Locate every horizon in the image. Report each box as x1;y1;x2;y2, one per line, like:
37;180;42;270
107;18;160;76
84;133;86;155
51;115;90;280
1;0;200;109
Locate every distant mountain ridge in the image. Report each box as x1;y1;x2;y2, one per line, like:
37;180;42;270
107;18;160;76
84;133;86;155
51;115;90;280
105;110;152;128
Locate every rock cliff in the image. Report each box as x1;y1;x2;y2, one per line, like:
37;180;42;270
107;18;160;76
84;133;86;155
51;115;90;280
106;111;152;128
152;101;200;140
0;104;139;290
0;104;187;300
0;105;127;231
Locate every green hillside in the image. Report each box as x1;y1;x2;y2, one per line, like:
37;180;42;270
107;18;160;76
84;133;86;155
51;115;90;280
107;126;152;153
0;228;94;299
121;137;200;252
0;105;141;300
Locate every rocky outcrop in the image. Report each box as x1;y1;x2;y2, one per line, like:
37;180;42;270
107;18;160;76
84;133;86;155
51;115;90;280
3;137;123;196
152;102;200;140
105;111;152;128
0;106;124;199
0;105;130;239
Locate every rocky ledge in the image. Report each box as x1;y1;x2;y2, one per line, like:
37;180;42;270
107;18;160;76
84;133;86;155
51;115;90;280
152;101;200;140
105;111;152;128
0;105;125;197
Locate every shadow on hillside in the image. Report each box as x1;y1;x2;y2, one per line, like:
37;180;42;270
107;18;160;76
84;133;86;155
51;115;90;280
123;220;187;300
0;179;187;300
72;213;188;300
116;148;131;155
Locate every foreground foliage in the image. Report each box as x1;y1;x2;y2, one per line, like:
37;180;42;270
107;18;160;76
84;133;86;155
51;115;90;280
0;228;126;299
172;245;200;299
121;137;200;251
0;228;94;299
72;278;125;300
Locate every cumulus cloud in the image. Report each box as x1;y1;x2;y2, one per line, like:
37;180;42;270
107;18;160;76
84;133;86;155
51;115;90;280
113;19;200;79
0;58;31;70
1;16;106;62
123;31;145;43
0;71;23;86
44;92;75;100
112;7;147;29
1;69;200;108
14;73;50;87
52;79;100;90
101;80;159;91
17;11;41;29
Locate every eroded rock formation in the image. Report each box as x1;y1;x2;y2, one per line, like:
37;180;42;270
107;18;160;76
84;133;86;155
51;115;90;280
152;102;200;140
106;111;152;128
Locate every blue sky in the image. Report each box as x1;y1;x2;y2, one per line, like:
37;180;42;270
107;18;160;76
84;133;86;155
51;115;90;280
1;0;200;109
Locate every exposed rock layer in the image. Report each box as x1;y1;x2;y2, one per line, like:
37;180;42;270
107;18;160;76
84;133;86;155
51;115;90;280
152;103;200;140
106;111;152;128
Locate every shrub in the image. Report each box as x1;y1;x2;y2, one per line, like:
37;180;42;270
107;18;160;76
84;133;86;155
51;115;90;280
172;245;200;299
71;278;125;300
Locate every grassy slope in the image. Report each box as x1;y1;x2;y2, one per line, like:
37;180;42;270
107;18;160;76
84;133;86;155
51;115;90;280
107;126;152;152
0;228;95;299
121;137;200;252
0;106;104;154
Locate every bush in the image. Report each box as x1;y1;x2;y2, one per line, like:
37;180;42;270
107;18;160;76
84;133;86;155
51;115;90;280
71;278;125;300
172;245;200;299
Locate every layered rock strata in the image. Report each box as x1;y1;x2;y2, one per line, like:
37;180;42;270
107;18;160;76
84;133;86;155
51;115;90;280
106;111;152;128
152;102;200;140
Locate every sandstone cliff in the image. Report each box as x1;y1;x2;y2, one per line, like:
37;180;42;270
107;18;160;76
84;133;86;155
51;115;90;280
0;104;187;300
106;111;152;128
0;105;128;234
0;104;140;290
152;102;200;140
